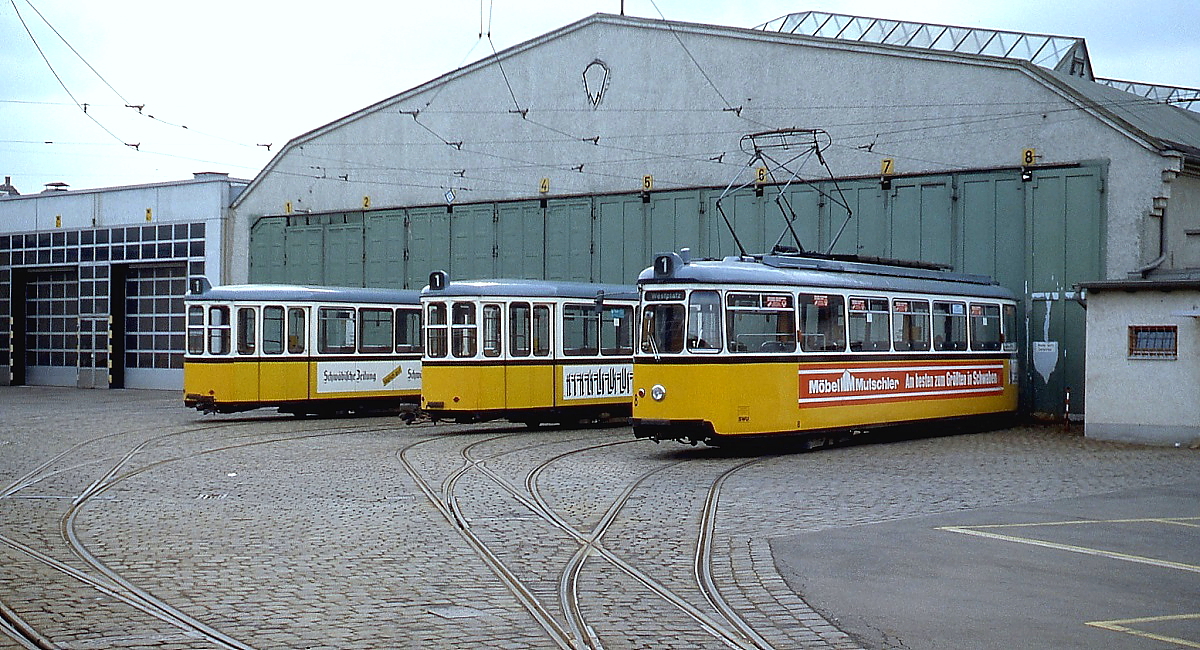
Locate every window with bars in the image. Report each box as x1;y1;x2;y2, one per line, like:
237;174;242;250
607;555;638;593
1128;325;1177;359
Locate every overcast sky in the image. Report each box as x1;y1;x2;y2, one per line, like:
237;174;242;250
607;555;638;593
2;0;1197;194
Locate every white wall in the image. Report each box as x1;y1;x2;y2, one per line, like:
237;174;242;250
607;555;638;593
1084;288;1200;444
230;15;1180;284
1166;171;1200;270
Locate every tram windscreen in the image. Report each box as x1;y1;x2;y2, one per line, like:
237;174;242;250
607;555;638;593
641;303;685;354
187;306;205;354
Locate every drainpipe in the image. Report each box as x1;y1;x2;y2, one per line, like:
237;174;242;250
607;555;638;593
1135;194;1169;278
1134;252;1166;277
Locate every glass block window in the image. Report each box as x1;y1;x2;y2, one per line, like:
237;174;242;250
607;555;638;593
1128;325;1177;359
124;264;188;369
0;221;206;373
23;269;79;368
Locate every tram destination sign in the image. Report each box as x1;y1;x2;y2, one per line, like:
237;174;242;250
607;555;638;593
644;290;685;301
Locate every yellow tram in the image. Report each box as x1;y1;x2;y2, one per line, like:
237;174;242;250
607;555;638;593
183;280;422;415
631;250;1020;445
420;273;638;426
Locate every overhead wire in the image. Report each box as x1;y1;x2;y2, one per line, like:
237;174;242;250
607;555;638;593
11;0;1188;199
11;0;273;174
219;70;1173;197
9;0;130;149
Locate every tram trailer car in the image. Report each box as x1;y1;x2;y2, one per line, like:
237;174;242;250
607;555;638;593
183;280;423;415
420;272;639;427
632;251;1020;446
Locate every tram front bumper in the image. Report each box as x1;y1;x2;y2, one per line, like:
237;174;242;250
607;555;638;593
630;418;715;444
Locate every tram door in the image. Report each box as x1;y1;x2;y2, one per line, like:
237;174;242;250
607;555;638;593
234;306;261;402
504;302;554;411
259;305;310;403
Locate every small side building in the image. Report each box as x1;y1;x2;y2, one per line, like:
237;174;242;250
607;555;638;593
0;173;248;390
1079;277;1200;445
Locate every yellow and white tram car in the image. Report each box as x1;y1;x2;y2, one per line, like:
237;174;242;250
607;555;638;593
420;273;638;426
183;280;423;415
632;251;1019;445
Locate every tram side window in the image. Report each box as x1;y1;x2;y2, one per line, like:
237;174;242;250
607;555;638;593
451;302;477;358
287;308;306;354
263;306;285;355
208;306;230;355
426;303;447;358
601;305;634;355
892;300;931;351
687;291;723;352
849;297;890;352
482;304;502;357
510;303;531;357
359;308;393;353
799;294;846;352
395;308;422;354
970;303;1003;351
187;305;205;354
319;307;356;354
236;307;256;355
640;303;686;354
726;292;795;353
563;304;599;356
533;305;551;357
932;301;968;351
1002;304;1017;351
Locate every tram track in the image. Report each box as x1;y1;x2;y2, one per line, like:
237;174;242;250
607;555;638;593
523;446;770;650
0;594;53;650
2;415;423;650
398;429;776;649
694;458;774;650
4;403;793;649
401;431;578;649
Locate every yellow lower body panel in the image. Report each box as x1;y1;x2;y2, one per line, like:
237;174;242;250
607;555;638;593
422;361;632;423
422;364;510;412
184;358;419;413
633;358;1017;439
184;360;261;406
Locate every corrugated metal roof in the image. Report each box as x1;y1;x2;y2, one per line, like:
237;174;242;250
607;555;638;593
1043;70;1200;155
757;11;1200;154
1095;79;1200;112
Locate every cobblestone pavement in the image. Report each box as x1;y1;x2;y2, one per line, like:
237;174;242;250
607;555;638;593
1;386;1197;649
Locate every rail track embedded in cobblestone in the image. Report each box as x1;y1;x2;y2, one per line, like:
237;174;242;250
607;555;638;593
11;389;1197;649
1;420;258;649
2;416;421;649
398;429;780;649
0;594;53;649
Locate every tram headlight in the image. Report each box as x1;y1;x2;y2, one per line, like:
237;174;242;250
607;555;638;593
650;384;666;401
